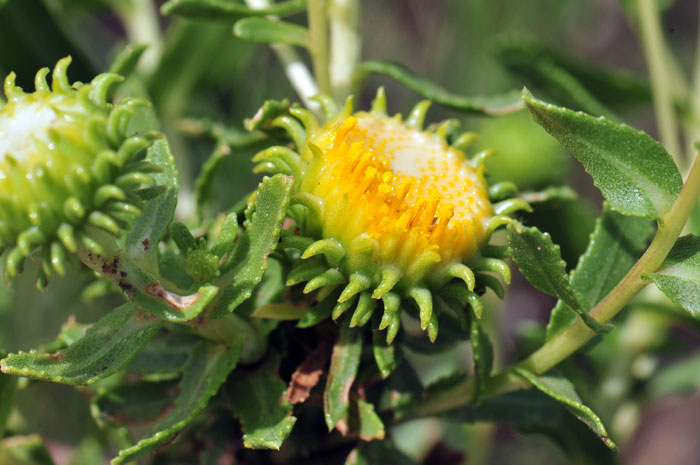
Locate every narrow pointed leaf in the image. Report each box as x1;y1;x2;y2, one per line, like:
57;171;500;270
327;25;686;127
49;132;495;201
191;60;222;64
109;43;148;78
0;304;162;385
230;351;297;450
547;206;654;339
470;313;493;403
494;33;651;109
643;235;700;317
194;144;231;212
113;341;242;464
324;325;362;431
347;399;385;441
523;89;682;221
234;18;308;47
162;0;307;19
508;222;611;333
356;61;523;115
126;138;179;262
372;332;397;379
442;389;561;426
219;175;294;313
514;367;617;450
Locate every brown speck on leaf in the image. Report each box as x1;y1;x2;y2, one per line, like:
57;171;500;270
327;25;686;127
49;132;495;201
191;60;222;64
287;337;334;404
142;238;150;251
101;256;119;277
118;281;134;294
48;353;64;362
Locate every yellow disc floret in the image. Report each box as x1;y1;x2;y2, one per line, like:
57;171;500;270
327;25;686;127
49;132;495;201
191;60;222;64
303;113;493;273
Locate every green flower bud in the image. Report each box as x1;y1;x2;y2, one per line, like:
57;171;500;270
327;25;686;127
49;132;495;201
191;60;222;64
0;57;160;285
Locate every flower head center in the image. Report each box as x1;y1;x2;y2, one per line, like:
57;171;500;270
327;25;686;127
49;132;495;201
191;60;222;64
344;113;491;224
306;113;493;268
0;98;58;164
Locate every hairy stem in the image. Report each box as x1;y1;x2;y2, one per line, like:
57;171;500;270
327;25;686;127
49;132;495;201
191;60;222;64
637;0;684;167
329;0;361;102
407;152;700;419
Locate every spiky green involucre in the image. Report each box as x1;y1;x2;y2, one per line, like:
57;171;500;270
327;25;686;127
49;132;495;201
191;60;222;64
0;57;161;287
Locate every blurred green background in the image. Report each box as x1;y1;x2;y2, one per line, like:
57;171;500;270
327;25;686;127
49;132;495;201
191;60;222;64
1;1;700;464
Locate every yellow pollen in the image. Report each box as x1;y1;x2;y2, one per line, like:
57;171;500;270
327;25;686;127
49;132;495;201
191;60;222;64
302;112;493;269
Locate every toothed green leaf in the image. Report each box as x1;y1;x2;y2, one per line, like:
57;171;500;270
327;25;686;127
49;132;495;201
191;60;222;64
643;235;700;318
229;351;297;450
514;367;617;451
324;325;362;431
547;205;654;340
162;0;307;19
523;89;682;221
113;340;242;464
219;175;294;314
234;18;308;47
0;303;162;385
356;61;523;115
508;222;611;333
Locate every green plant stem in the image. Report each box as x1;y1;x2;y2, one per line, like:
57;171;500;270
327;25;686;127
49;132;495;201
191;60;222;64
114;0;163;75
245;0;320;111
328;0;361;102
688;5;700;168
307;0;331;95
406;152;700;420
637;0;684;168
